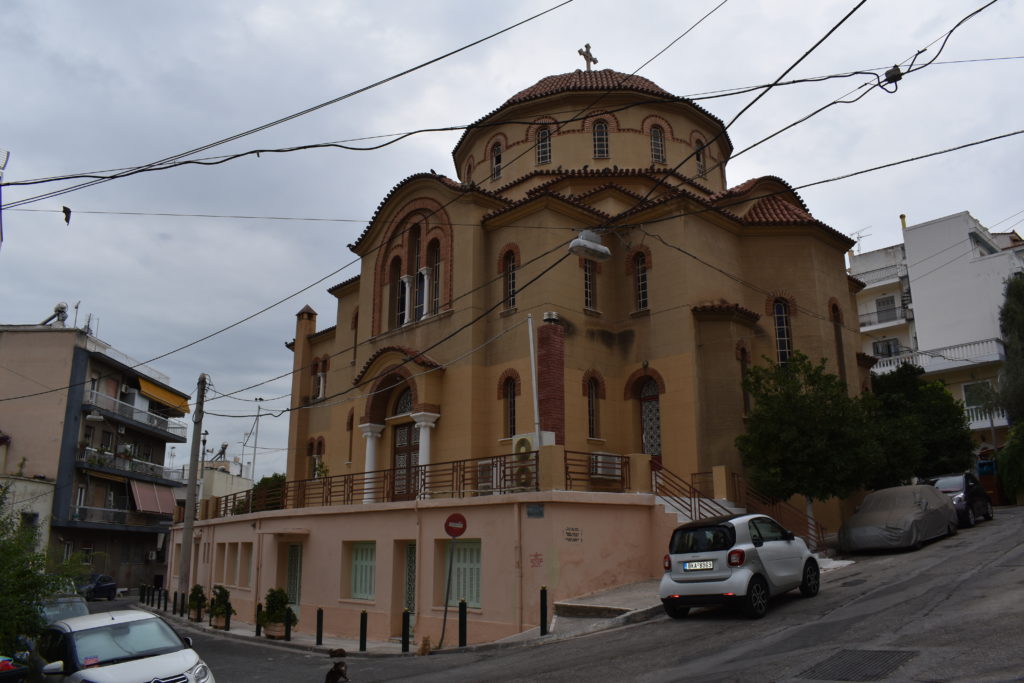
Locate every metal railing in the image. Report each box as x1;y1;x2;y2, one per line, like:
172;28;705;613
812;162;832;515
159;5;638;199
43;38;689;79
77;447;176;481
850;263;907;285
652;466;732;522
211;451;541;518
858;305;910;328
564;451;630;492
84;337;170;384
873;338;1006;373
70;504;172;527
730;474;827;552
83;389;187;438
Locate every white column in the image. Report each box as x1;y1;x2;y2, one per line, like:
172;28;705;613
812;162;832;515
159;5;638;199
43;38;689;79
359;423;384;503
418;267;432;319
412;413;440;497
401;274;414;325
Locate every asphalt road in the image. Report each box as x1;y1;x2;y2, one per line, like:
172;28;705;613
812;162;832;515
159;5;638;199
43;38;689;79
90;506;1023;682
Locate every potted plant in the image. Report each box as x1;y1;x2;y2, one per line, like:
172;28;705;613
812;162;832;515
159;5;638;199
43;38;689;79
258;587;297;639
187;584;206;622
209;585;235;629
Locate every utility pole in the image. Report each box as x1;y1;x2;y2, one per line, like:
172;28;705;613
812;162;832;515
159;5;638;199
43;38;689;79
177;373;208;598
249;398;263;512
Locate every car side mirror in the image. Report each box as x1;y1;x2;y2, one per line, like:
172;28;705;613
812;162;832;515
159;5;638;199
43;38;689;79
752;538;764;547
42;661;65;675
184;636;193;648
782;530;795;541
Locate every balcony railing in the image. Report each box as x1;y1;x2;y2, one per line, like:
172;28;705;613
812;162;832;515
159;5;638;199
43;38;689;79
77;447;175;481
850;263;907;286
859;305;910;328
83;389;187;438
874;338;1006;374
211;451;571;518
70;504;171;527
965;405;1009;430
565;451;630;492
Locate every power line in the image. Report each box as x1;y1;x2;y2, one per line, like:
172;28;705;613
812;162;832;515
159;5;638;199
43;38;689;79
0;0;574;210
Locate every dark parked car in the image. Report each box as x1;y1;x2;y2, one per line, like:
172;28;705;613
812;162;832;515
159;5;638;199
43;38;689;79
76;574;116;601
839;485;958;552
923;473;994;527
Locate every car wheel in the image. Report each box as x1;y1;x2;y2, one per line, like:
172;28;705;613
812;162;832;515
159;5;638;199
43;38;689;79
799;560;820;598
965;507;976;528
742;576;769;619
663;602;689;620
984;501;994;521
947;522;957;537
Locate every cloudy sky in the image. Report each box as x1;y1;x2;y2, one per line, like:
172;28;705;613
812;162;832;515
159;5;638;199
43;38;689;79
2;0;1021;480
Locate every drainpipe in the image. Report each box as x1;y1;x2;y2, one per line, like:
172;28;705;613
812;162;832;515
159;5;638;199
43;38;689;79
515;502;523;632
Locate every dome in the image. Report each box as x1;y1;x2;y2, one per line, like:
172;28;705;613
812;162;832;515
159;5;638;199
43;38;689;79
502;69;675;107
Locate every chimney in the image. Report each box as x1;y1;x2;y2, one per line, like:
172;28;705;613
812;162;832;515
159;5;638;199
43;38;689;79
900;214;907;230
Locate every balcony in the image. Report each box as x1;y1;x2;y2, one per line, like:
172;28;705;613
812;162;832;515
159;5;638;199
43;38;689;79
965;405;1009;431
69;504;172;529
859;305;912;330
77;447;178;483
82;389;187;440
851;263;908;287
873;338;1006;375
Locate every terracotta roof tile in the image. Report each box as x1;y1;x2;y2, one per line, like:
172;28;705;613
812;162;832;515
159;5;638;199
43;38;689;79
745;194;816;223
352;345;442;385
691;303;761;324
327;274;360;294
481;190;613;224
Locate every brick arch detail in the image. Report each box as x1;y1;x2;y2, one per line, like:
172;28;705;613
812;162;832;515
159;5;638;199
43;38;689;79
625;244;653;274
496;368;522;399
582;112;622;132
765;292;798;318
497;243;522;273
623;367;666;400
527;117;559;142
581;369;606;399
485;133;510;158
362;364;417;424
640;115;676;140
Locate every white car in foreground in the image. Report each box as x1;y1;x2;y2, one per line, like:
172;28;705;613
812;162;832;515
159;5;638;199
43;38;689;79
659;513;819;619
33;610;214;682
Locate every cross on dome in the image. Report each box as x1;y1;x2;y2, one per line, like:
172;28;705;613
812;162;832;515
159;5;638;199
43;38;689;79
578;43;598;72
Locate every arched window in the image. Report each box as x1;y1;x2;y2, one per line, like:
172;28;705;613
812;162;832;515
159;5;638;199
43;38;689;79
831;304;847;383
695;141;707;177
593;120;609;158
491;143;502;180
503;250;517;310
773;298;793;364
427;240;442;315
639;378;661;457
536;127;551;165
634;252;648;311
411;227;425;321
650;125;665;164
389;258;405;329
587;377;600;438
394;388;413;415
503;377;517;438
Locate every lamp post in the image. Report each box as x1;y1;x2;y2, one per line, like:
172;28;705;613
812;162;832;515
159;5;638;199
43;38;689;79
249;398;264;513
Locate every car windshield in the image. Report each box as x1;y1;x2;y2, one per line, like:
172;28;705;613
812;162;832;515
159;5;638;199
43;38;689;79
72;618;183;668
929;476;964;493
669;525;735;554
41;597;89;624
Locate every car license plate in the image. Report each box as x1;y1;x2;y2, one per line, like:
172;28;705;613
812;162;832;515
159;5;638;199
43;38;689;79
683;560;713;571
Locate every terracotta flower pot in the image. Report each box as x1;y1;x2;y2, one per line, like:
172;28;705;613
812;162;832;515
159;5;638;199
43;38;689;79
211;615;227;630
264;622;286;639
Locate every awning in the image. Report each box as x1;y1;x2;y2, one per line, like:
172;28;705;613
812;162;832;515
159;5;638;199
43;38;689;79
130;480;177;515
138;378;190;414
88;471;126;483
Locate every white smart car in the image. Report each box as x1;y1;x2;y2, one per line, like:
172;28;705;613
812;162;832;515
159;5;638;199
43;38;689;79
32;610;214;682
659;513;819;619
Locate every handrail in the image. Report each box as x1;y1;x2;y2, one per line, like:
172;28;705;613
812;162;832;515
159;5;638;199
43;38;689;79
652;466;732;522
564;451;630;492
731;473;827;552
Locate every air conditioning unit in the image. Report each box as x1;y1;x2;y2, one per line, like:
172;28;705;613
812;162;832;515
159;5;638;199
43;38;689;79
121;384;133;394
590;452;622;480
146;550;157;561
116;425;126;435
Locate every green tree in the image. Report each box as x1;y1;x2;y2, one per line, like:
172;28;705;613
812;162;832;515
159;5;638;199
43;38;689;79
997;425;1024;503
999;273;1024;422
866;363;974;487
0;485;76;656
736;352;874;504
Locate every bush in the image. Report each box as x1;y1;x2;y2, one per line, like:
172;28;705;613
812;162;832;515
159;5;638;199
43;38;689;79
998;425;1024;503
188;584;206;612
210;585;236;617
259;587;297;627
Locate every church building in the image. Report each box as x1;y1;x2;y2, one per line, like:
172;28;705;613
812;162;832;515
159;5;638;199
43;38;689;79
169;59;868;644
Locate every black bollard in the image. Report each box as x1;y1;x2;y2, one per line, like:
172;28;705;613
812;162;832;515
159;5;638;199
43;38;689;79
359;611;367;652
172;592;178;615
255;603;263;637
162;589;168;612
224;602;231;632
540;586;548;636
401;609;410;653
316;608;323;646
284;607;293;641
458;599;467;647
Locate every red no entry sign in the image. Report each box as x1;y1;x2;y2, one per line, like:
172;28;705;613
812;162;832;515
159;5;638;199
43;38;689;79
444;513;467;538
